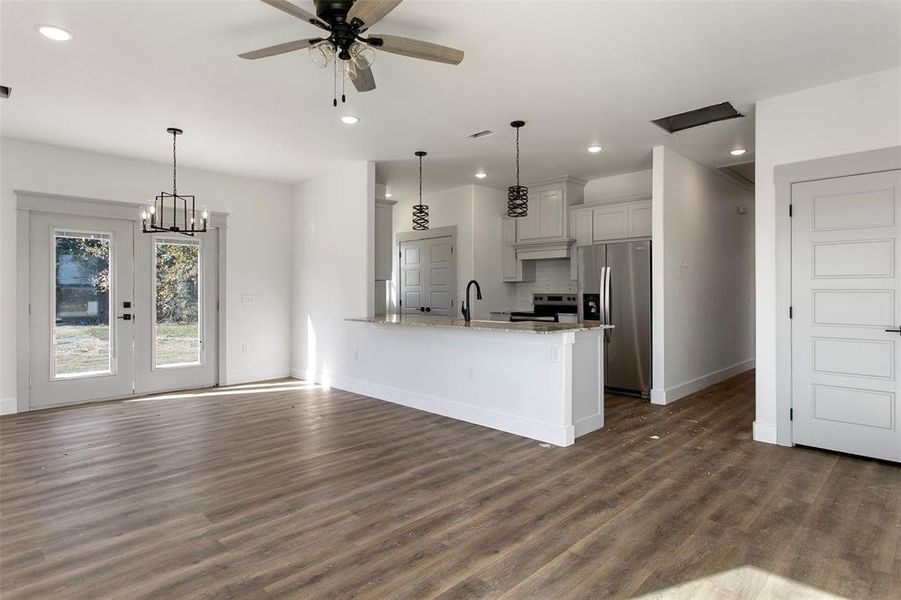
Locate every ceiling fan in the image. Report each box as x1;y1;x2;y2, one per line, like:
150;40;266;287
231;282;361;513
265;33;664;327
239;0;465;105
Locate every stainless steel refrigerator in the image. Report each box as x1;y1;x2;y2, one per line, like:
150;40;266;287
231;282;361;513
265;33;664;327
578;241;652;397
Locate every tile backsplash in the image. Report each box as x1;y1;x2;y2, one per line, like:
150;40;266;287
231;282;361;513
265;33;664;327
515;259;577;310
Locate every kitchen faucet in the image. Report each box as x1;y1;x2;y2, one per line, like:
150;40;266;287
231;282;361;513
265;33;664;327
461;280;483;322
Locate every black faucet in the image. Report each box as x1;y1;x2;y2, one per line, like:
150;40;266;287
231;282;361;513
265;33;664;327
461;279;483;322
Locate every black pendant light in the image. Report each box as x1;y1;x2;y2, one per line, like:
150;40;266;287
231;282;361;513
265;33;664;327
140;128;208;237
412;151;429;231
507;120;528;217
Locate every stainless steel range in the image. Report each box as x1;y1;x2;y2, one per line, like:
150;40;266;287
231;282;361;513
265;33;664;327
510;294;578;323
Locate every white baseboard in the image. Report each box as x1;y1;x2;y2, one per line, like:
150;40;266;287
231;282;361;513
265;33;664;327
0;397;17;416
223;368;291;386
753;420;778;444
573;413;604;437
651;359;755;406
328;374;575;447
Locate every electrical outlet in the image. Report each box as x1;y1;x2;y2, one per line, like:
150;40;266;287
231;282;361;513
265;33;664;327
551;346;560;363
241;343;249;354
468;368;475;381
241;294;256;306
354;349;359;361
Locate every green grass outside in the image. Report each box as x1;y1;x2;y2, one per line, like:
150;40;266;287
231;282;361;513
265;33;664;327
54;323;199;375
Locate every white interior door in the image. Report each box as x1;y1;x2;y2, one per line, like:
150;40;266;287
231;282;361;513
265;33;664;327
425;237;455;316
791;170;901;462
400;239;426;314
29;213;136;408
399;236;456;316
133;230;218;394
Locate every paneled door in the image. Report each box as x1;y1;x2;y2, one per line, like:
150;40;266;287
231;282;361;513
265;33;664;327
791;170;901;462
399;236;456;316
133;232;218;394
29;213;136;408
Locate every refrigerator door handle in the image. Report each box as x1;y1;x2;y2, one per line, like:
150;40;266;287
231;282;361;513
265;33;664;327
603;266;612;343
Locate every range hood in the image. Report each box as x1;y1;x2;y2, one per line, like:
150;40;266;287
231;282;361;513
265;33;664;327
514;239;574;261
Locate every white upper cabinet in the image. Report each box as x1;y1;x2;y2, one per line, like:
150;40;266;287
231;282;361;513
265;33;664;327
501;217;535;282
592;205;628;242
516;177;586;243
374;199;395;281
569;197;652;245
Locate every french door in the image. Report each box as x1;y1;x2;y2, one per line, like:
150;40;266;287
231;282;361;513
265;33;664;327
28;212;217;409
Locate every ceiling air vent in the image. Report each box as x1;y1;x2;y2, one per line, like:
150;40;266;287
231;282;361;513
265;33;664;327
652;102;743;133
467;129;495;140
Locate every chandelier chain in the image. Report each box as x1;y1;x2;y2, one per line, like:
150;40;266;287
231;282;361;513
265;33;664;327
172;130;178;196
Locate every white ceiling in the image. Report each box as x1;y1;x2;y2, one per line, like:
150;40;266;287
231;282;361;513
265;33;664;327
2;1;899;199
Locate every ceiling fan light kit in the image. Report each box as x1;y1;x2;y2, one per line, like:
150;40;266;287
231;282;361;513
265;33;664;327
507;120;528;218
240;0;464;106
412;150;429;231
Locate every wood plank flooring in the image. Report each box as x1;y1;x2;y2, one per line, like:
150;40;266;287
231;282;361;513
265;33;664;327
1;372;899;599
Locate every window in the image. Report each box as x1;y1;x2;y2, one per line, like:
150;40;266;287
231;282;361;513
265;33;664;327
53;231;113;378
154;238;202;368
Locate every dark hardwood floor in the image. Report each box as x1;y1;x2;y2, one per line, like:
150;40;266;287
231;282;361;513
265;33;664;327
1;371;898;599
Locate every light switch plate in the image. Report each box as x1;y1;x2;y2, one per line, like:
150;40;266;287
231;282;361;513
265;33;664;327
241;294;256;305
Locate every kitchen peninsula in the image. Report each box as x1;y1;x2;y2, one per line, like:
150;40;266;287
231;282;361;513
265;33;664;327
344;315;611;446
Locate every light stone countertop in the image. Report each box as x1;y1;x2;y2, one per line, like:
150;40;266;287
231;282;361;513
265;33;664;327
346;314;613;335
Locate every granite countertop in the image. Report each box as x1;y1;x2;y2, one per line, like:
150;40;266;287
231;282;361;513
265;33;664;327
346;314;613;334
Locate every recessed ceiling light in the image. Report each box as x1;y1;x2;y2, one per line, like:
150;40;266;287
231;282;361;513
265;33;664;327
475;171;487;179
340;115;360;125
587;145;603;153
730;148;747;156
36;25;74;41
385;192;393;198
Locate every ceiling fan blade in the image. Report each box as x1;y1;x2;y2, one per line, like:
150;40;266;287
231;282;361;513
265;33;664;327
347;0;403;30
372;34;464;65
350;64;377;92
259;0;329;30
239;38;321;60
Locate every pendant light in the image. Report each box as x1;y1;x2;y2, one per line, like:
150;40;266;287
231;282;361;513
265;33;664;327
507;120;528;217
140;128;208;236
412;151;429;231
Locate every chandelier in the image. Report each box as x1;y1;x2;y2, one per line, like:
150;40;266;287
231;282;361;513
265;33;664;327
309;40;375;107
507;120;528;218
141;128;208;237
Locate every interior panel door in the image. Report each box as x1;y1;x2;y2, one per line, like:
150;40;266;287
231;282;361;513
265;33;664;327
400;240;426;314
425;237;455;316
791;170;901;462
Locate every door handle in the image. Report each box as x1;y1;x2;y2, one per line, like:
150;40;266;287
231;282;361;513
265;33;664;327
419;307;425;312
425;307;431;312
886;328;901;334
117;314;133;321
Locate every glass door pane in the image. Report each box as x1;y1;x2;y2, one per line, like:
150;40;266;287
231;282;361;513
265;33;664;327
154;238;201;368
53;231;113;378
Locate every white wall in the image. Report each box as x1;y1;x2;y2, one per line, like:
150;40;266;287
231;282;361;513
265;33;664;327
651;146;755;405
584;169;652;204
0;138;294;413
754;68;901;442
391;184;515;318
291;161;374;384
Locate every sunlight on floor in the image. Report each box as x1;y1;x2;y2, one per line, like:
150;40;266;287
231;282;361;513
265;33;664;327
635;565;842;599
124;381;317;403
